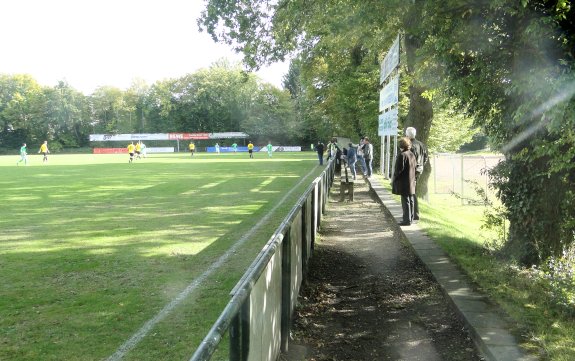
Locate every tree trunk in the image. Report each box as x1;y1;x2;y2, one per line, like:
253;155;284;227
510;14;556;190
403;25;433;198
406;83;433;198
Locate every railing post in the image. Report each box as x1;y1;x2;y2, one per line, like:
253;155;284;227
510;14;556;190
229;300;250;361
321;171;328;215
318;179;324;219
301;199;309;274
280;228;292;352
230;313;240;361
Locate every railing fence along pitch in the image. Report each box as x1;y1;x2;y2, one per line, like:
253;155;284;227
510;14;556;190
190;160;336;361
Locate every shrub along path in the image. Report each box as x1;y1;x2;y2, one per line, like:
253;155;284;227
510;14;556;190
283;178;483;360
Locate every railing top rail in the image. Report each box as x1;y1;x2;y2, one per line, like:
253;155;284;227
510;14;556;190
189;160;334;361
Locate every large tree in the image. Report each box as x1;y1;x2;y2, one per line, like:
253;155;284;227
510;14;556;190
199;0;575;264
198;0;433;184
0;74;45;149
413;0;575;264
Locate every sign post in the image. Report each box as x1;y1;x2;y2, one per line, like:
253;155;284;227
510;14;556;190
378;35;400;179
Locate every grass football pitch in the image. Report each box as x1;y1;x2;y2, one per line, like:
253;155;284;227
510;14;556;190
0;151;321;360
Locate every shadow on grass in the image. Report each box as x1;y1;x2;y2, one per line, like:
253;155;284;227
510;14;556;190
0;159;319;361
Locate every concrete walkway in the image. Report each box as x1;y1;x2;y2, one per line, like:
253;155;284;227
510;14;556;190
367;176;537;361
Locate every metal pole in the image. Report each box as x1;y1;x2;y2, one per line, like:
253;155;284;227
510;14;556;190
390;135;398;179
451;157;456;199
433;154;437;195
380;136;385;176
240;301;250;360
281;228;292;352
385;135;391;178
461;154;464;205
230;314;241;361
301;200;309;273
483;156;488;202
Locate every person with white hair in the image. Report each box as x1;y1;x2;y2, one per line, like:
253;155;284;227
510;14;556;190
356;137;367;176
405;126;428;222
362;137;373;177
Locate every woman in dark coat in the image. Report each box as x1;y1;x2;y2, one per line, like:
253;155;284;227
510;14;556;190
392;137;417;226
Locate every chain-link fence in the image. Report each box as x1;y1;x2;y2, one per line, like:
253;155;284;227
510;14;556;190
430;154;504;204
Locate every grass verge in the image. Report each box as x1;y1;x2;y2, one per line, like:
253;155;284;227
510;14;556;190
377;175;575;361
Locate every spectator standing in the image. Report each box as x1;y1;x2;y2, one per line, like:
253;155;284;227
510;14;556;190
38;140;50;163
346;142;357;179
363;137;374;177
315;141;325;165
405;127;429;222
391;137;417;226
356;137;367;176
326;137;338;162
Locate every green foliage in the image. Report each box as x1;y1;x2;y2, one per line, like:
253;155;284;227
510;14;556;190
0;62;304;150
426;97;479;153
391;179;575;359
200;0;395;143
413;0;575;264
532;248;575;317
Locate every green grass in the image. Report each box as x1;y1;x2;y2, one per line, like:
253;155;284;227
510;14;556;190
377;175;575;361
0;152;322;361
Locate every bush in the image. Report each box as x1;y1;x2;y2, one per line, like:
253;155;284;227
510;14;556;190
531;248;575;317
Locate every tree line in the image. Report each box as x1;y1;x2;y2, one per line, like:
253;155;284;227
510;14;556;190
0;60;302;153
199;0;575;265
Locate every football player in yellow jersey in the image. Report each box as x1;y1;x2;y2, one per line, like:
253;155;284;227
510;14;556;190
127;142;135;163
247;141;254;159
135;141;142;159
38;140;50;163
189;142;196;157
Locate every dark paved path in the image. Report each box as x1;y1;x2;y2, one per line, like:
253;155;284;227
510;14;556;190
368;176;537;361
284;178;484;360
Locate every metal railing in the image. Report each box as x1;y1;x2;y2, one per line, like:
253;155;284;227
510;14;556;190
190;160;336;361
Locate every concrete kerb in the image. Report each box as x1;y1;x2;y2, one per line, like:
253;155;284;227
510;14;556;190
365;176;538;361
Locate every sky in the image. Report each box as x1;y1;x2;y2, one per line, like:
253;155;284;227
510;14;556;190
0;0;289;94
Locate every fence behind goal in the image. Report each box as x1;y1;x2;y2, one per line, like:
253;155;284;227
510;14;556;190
431;154;503;204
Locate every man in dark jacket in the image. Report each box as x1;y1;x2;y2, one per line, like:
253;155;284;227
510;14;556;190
315;141;325;165
362;137;374;177
405;127;428;222
392;137;416;226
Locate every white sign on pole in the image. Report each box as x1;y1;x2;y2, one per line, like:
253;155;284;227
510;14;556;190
380;35;400;85
379;74;399;111
379;34;400;179
378;108;398;136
